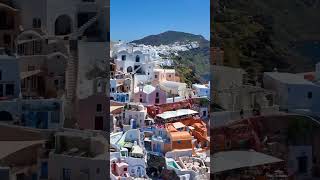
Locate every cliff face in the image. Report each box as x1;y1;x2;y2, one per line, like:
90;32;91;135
131;31;208;46
132;31;210;84
212;0;320;80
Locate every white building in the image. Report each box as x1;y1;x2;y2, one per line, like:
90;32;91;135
13;0;109;39
288;146;313;179
48;130;109;180
263;72;320;113
0;98;64;129
192;84;210;98
112;44;157;82
121;103;147;128
159;81;187;97
110;151;147;179
0;52;20;99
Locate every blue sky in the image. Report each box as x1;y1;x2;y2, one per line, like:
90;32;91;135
111;0;210;41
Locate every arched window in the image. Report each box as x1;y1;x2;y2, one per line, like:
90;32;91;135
127;66;133;73
121;55;126;61
55;15;72;35
135;55;140;62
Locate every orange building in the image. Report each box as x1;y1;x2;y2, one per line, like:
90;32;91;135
166;123;193;151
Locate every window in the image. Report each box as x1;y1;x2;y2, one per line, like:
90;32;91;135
51;111;60;123
32;18;41;28
5;84;14;96
96;168;100;174
121;55;126;61
168;74;171;78
155;75;158;79
0;70;2;80
135;55;140;62
124;167;128;172
140;98;143;103
121;151;126;157
308;92;312;99
96;104;102;112
62;168;71;180
203;111;207;117
177;140;181;144
54;79;59;86
155;98;159;104
156;92;159;97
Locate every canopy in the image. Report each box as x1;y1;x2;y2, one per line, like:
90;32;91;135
156;109;198;120
212;151;283;173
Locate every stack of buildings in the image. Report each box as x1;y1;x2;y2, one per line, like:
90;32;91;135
110;41;211;179
0;0;111;179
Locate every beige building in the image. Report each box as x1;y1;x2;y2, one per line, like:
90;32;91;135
48;130;109;180
152;68;177;85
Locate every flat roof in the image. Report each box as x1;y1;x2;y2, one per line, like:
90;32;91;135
0;140;45;160
172;122;186;129
170;131;192;141
264;72;316;85
156;109;198;119
212;151;283;173
160;81;186;89
193;84;209;89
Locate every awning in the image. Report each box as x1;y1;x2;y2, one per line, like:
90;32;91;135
110;105;124;112
212;151;283;173
156;109;198;120
0;140;45;160
20;70;42;79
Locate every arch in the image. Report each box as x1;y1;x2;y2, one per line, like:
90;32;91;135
47;52;68;60
0;3;19;12
135;55;140;62
16;30;44;42
0;111;13;121
55;15;72;35
127;66;133;73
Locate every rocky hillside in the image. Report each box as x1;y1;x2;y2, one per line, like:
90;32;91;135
132;31;210;84
131;31;208;47
213;0;320;81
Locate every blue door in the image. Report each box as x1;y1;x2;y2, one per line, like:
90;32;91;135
36;112;48;129
157;144;161;153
